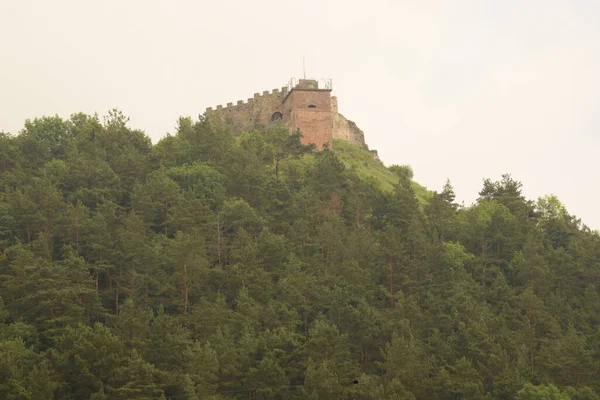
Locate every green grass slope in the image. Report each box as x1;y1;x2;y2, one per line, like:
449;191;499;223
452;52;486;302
332;139;431;204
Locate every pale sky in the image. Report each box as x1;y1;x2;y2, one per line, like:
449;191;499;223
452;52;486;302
1;0;599;229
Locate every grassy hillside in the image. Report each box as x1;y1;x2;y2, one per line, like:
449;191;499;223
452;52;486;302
333;138;431;204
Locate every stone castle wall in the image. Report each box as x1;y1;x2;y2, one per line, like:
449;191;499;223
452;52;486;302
204;81;372;152
205;88;288;132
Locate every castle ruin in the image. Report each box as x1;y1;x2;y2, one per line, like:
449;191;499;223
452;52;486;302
204;78;376;156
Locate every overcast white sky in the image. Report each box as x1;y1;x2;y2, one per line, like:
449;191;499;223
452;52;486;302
1;0;599;229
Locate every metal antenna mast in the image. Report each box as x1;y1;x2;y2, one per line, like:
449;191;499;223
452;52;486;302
303;56;306;79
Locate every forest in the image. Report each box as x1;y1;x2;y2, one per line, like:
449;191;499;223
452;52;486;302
0;110;599;399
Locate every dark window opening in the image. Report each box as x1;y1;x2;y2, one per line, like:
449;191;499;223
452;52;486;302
308;104;317;108
271;112;283;121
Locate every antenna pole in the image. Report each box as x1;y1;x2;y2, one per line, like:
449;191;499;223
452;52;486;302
303;56;306;79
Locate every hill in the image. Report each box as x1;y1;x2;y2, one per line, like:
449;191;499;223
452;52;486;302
0;111;599;399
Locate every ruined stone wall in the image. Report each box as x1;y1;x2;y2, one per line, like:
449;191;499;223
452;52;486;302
205;88;288;132
331;96;367;149
346;118;367;148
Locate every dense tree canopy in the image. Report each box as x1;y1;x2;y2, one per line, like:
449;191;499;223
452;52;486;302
0;111;599;399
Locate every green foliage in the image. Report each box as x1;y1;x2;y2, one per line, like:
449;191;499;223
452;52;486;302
333;139;429;204
517;383;571;400
0;110;599;398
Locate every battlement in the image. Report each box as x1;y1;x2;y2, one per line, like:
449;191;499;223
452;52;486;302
205;87;288;113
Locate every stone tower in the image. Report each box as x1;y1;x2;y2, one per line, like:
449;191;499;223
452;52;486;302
280;79;333;149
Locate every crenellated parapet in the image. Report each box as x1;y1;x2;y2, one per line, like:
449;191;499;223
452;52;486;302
204;87;288;114
204;86;290;133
